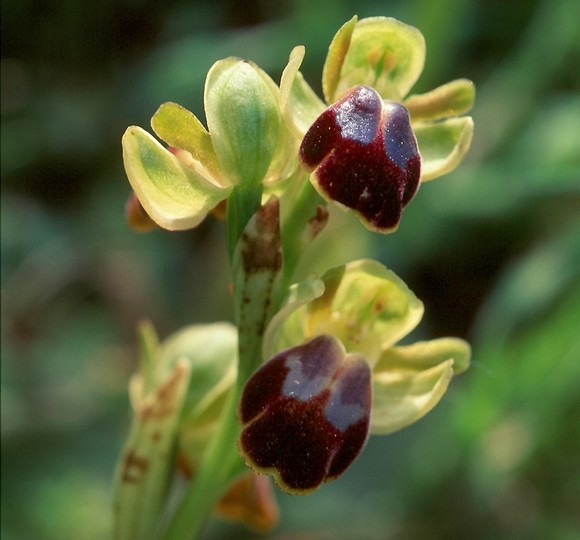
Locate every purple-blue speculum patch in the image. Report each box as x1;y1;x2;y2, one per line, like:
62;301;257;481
238;335;372;493
300;85;421;232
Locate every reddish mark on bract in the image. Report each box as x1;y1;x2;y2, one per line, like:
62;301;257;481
140;364;185;420
121;450;149;483
240;197;282;273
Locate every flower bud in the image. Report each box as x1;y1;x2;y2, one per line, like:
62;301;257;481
114;322;238;539
205;59;292;186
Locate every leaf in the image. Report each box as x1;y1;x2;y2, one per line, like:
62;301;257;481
113;361;192;540
232;197;284;379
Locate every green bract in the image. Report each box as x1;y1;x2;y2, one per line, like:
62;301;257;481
139;321;237;464
263;259;470;435
282;16;475;186
158;323;238;466
122;59;293;230
113;322;238;539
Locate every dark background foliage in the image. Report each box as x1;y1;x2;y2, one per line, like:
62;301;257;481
2;0;579;538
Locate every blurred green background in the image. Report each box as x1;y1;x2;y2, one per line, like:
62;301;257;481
2;0;580;539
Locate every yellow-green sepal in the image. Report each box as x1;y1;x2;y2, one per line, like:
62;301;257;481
371;338;471;434
305;259;424;365
322;16;358;104
122;126;231;230
405;79;475;121
265;260;424;367
325;17;426;103
415;116;474;181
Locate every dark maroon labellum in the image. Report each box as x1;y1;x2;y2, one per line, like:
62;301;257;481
238;335;371;493
300;86;421;232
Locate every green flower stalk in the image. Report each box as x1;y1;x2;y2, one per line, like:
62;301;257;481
115;15;475;540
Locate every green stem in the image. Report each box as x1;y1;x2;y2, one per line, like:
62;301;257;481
281;178;324;288
161;384;245;540
226;183;263;261
162;184;275;540
161;315;272;540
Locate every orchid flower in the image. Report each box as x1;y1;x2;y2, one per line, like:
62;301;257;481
239;259;470;492
281;16;475;232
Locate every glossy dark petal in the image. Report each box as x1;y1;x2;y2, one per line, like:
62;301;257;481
300;86;421;232
238;335;371;493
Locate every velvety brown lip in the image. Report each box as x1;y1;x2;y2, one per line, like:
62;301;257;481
300;85;421;232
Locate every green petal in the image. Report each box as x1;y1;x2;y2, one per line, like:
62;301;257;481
331;17;425;103
322;16;358;104
205;58;289;186
305;259;424;366
405;79;475;121
151;102;222;182
280;46;325;136
414;116;474;182
122;126;231;230
370;337;470;434
375;337;471;376
262;274;325;359
370;358;454;435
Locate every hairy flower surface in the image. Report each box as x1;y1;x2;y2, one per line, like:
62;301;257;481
300;85;421;232
239;335;371;493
